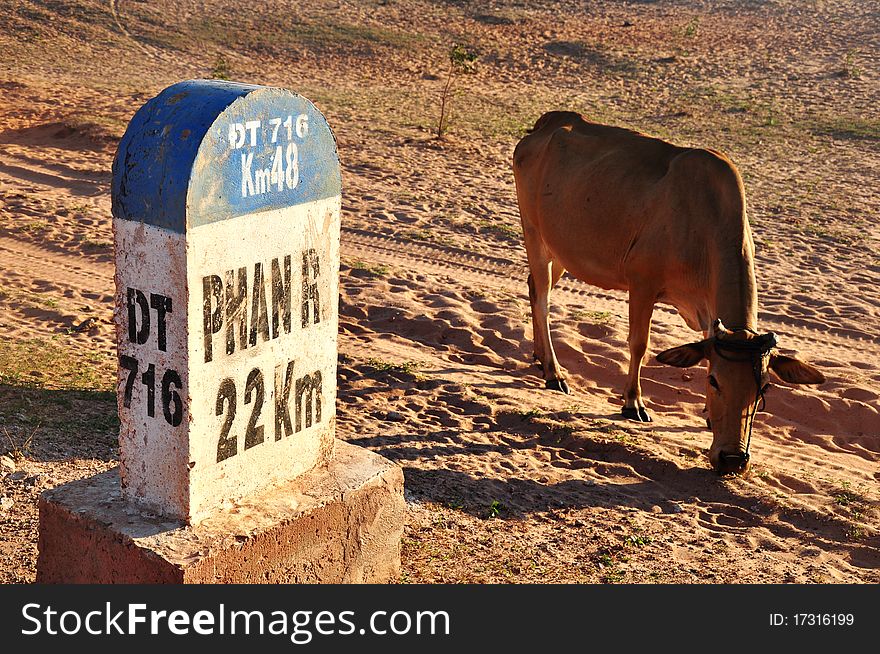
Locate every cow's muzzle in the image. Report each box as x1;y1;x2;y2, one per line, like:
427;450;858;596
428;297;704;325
715;450;750;476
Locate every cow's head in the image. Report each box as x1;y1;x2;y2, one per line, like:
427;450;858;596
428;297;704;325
656;319;825;475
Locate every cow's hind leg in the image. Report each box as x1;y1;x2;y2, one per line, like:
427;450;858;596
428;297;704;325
525;246;569;394
527;273;543;363
527;262;565;364
622;287;655;422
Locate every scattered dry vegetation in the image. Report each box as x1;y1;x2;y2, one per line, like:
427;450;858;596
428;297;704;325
0;0;877;583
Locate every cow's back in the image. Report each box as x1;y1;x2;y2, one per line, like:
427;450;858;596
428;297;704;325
514;111;686;212
513;111;746;303
519;111;681;165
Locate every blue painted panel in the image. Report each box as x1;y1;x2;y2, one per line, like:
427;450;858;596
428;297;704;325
187;88;341;228
111;80;341;234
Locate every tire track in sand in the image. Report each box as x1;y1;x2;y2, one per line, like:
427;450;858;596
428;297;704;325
0;237;112;296
341;227;880;355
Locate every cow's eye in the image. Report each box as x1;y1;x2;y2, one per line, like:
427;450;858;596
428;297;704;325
708;375;720;390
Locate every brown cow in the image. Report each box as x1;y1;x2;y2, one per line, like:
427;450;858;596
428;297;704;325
513;111;824;474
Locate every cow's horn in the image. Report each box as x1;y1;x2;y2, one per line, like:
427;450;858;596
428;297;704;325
712;318;729;335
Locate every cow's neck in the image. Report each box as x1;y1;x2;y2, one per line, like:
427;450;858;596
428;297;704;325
710;233;758;332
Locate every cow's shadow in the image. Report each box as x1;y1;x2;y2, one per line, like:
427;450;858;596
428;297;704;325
349;425;880;570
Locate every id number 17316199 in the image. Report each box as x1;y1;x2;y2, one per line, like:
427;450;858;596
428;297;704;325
770;613;854;627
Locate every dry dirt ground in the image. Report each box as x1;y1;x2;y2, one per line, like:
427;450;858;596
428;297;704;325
0;0;878;583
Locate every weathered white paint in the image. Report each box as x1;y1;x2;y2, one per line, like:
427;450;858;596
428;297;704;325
114;195;340;521
188;196;340;519
114;220;190;514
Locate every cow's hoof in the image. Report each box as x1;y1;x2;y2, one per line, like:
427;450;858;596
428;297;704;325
546;378;570;394
622;406;647;422
638;407;652;422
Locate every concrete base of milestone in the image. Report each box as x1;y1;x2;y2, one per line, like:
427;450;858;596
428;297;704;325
36;441;405;584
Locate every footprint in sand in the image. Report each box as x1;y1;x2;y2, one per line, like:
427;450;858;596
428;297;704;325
696;503;758;533
840;387;878;403
31;279;60;291
761;471;818;495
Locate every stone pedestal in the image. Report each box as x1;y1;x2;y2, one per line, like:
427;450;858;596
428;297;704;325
37;441;404;584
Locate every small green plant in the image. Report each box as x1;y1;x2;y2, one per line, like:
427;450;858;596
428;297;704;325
624;533;653;547
210;56;231;80
845;525;866;541
572;309;613;323
590;419;635;444
436;43;478;139
763;103;778;127
2;424;39;461
19;220;49;234
365;358;422;376
602;569;626;584
683;17;700;38
833;480;862;507
349;260;389;277
403;229;432;242
80;236;111;251
517;408;543;420
548;424;576;442
834;492;855;506
487;499;503;518
841;49;862;79
476;219;518;238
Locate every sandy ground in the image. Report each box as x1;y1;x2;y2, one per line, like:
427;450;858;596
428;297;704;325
0;0;877;583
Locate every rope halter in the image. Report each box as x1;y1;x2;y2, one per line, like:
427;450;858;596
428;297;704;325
710;319;777;468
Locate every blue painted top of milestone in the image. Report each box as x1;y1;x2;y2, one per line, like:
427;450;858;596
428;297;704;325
111;79;341;233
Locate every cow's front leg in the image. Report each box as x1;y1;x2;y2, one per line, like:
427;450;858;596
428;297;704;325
702;329;711;429
527;273;545;364
622;288;655;422
528;259;569;394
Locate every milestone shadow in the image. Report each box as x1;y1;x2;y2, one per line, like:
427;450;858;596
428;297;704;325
0;383;118;463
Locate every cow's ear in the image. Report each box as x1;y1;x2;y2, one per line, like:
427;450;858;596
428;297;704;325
769;354;826;384
656;341;708;368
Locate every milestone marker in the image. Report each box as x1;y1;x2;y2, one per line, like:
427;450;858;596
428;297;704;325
110;80;342;521
37;80;404;583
